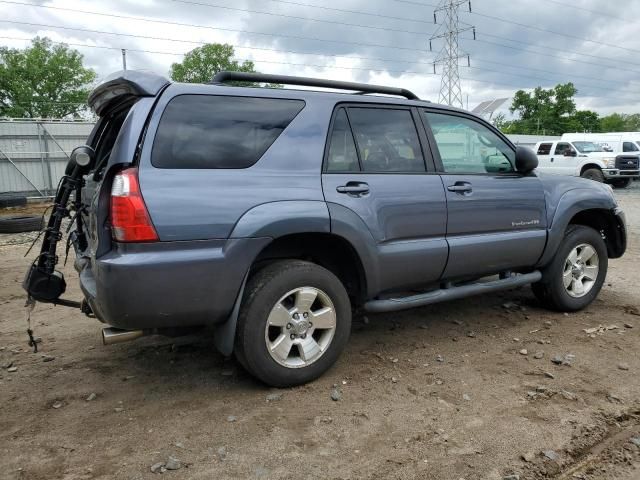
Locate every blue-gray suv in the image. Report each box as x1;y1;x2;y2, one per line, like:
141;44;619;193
24;71;627;387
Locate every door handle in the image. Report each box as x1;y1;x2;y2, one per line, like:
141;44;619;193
447;182;472;194
336;182;370;196
550;157;554;162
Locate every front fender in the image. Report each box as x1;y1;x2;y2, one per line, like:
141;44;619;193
537;187;617;267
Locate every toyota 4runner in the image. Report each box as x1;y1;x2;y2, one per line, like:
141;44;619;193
24;71;627;387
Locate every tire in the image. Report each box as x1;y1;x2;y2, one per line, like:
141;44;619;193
581;168;604;183
532;225;608;312
0;196;27;209
235;260;351;387
0;215;44;233
610;178;631;189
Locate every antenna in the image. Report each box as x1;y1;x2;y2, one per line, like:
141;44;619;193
429;0;476;108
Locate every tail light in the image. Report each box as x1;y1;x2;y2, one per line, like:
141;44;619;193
110;168;158;242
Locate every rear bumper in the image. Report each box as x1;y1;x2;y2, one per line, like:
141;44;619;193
76;237;270;330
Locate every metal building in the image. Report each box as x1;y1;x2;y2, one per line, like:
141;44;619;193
0;120;94;197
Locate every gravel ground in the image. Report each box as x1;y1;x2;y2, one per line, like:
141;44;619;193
1;184;639;480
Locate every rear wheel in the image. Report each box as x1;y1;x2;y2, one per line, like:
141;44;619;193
610;178;631;189
581;168;604;183
235;260;351;387
532;225;607;312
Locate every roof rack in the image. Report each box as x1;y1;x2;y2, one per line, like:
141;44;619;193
210;71;420;100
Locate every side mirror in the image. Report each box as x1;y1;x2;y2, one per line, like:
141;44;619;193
66;145;96;174
564;150;577;157
515;146;538;173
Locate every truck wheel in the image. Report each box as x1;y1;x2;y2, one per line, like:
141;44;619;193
235;260;351;387
532;225;607;312
610;178;631;189
581;168;604;182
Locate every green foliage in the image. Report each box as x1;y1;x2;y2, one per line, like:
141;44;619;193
170;43;256;84
507;83;582;135
501;83;639;135
599;113;640;132
170;43;280;88
0;37;96;118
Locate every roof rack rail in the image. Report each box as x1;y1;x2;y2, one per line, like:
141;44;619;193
210;71;420;100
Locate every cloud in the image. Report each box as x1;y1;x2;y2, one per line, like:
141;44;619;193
1;0;640;114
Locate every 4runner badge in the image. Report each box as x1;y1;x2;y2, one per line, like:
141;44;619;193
512;219;540;227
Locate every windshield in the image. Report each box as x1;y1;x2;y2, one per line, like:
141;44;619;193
572;141;604;153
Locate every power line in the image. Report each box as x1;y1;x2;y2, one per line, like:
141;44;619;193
1;33;630;92
473;31;640;70
2;23;638;96
8;0;638;72
175;0;436;26
4;2;640;94
392;0;640;55
4;33;640;102
466;35;640;77
464;9;640;55
534;0;629;23
1;0;431;38
7;0;640;86
0;19;428;53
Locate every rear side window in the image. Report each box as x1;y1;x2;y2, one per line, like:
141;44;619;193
152;95;305;169
537;143;552;155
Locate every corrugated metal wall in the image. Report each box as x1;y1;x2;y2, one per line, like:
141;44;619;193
0;120;94;196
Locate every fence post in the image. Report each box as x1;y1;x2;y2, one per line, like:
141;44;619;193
39;122;55;196
36;122;49;196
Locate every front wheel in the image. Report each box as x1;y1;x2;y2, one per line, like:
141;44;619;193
532;225;608;312
235;260;351;387
581;168;604;182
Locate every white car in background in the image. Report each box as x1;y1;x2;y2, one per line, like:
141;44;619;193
534;139;640;188
562;132;640;154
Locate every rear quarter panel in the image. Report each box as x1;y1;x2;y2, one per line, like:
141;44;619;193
138;84;335;241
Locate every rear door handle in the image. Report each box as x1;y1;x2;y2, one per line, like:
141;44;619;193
447;182;472;194
336;182;370;196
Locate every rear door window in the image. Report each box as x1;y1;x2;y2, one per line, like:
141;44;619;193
537;143;552;155
346;107;425;173
152;95;305;169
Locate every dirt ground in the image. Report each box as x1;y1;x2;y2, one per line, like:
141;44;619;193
1;185;640;480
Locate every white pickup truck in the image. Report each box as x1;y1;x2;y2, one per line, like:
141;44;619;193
534;139;640;188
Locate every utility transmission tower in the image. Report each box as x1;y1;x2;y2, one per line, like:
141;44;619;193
429;0;475;108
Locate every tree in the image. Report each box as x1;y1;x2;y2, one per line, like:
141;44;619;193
505;83;606;135
170;43;256;84
0;37;96;118
598;113;640;132
508;83;578;135
599;113;626;132
170;43;280;88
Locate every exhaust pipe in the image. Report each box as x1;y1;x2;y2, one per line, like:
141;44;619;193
102;327;145;345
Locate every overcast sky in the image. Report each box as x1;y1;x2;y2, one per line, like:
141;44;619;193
2;0;640;115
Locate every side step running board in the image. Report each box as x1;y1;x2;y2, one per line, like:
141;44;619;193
364;271;542;313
